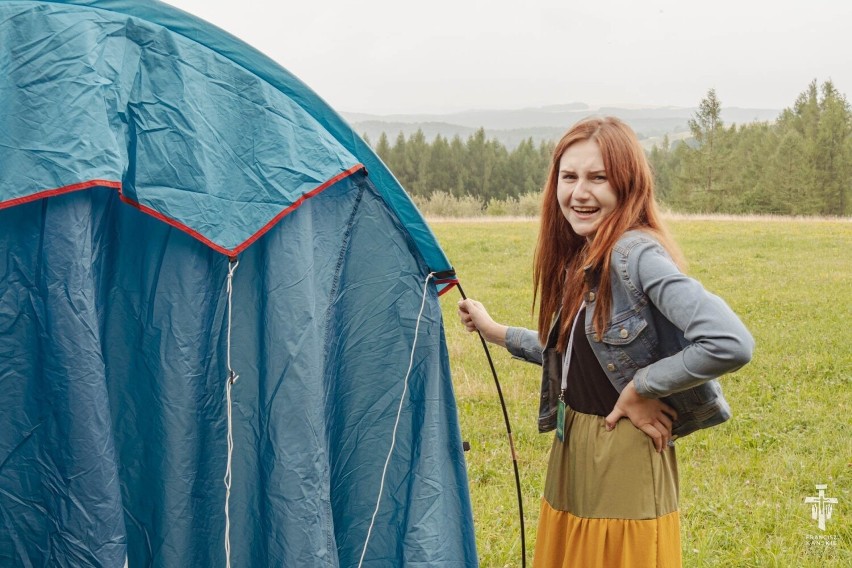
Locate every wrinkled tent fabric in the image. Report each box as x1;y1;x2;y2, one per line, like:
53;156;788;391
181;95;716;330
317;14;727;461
0;1;476;566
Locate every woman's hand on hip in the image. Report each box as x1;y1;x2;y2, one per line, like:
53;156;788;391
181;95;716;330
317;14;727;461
605;381;677;452
457;299;508;348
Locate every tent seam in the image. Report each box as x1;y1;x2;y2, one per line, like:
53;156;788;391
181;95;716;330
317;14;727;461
323;180;366;347
320;177;366;560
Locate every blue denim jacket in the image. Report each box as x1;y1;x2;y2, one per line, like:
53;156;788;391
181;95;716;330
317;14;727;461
505;230;754;438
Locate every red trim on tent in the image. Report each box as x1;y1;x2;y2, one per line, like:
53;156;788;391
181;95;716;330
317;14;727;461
435;279;459;296
229;164;364;256
0;165;365;257
116;192;234;256
0;179;122;210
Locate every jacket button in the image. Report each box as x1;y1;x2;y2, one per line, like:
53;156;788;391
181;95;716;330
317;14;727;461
619;328;629;339
606;363;615;372
587;292;596;302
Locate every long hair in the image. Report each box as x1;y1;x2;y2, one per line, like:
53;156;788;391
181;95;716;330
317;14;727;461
532;116;683;351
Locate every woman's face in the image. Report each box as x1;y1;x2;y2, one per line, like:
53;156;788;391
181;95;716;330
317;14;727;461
556;139;618;239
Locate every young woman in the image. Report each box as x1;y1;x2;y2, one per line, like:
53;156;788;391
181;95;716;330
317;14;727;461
458;117;753;567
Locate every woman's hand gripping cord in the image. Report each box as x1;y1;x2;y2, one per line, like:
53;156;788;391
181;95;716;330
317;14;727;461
457;298;508;348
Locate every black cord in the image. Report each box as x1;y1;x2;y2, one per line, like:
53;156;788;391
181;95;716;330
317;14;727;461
456;282;526;568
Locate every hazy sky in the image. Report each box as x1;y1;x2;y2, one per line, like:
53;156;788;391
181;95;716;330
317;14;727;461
165;0;851;115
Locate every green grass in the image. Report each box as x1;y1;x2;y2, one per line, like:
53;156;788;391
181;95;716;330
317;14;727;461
433;218;852;567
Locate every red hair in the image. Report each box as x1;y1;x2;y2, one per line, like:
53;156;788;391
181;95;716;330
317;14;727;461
533;116;683;350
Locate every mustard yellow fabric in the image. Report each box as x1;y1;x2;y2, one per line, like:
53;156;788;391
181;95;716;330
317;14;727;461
534;504;682;568
533;407;682;567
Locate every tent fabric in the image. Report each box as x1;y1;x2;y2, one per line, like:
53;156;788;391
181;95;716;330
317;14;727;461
0;1;476;566
0;0;455;275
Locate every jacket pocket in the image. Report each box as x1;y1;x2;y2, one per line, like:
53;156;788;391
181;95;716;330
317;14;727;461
600;312;657;369
601;311;647;345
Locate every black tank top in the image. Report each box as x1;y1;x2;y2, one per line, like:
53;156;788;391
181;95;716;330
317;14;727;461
563;307;620;416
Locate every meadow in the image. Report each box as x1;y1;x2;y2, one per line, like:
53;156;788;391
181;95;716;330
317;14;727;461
432;217;851;567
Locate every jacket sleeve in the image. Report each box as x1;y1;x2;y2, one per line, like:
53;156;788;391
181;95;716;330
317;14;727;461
505;327;544;365
629;240;754;398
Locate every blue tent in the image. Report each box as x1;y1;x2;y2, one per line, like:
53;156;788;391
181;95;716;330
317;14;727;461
0;1;476;565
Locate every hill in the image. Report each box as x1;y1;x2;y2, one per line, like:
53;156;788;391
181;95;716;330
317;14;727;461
345;103;781;149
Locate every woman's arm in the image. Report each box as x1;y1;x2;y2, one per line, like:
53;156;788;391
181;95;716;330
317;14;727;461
628;239;755;398
457;299;544;365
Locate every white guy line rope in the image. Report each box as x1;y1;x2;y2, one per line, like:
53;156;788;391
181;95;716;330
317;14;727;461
223;259;239;568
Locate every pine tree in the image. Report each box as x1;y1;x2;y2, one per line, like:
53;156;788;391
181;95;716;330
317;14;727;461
649;135;672;202
686;88;725;209
375;132;391;163
449;136;467;197
815;81;851;215
406;129;430;196
466;128;493;201
761;128;808;214
388;132;410;189
778;80;852;216
426;134;453;196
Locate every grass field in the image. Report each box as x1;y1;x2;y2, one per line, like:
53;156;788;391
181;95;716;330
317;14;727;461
432;217;851;567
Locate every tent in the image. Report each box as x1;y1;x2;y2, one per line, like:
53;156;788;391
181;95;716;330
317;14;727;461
0;0;477;565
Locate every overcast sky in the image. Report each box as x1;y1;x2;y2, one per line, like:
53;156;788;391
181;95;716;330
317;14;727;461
165;0;851;115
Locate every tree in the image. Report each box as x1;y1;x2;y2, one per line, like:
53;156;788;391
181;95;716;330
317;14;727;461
507;138;544;197
387;132;410;189
815;81;851;215
405;129;430;196
448;135;467;197
374;132;391;162
425;135;454;196
778;79;852;216
465;128;496;201
686;88;725;204
649;135;673;202
759;128;809;214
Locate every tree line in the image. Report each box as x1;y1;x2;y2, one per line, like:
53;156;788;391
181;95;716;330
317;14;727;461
652;81;850;216
369;79;850;217
372;129;552;203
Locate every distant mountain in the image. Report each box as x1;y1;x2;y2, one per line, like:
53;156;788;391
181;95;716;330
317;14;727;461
344;103;781;150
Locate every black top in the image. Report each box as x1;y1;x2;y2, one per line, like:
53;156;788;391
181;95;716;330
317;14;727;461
563;307;620;416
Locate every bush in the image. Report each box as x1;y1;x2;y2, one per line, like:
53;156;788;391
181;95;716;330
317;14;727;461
516;192;542;217
411;191;542;218
412;191;484;217
485;198;510;216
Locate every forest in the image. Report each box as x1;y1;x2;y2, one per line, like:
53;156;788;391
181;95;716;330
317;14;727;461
370;80;850;217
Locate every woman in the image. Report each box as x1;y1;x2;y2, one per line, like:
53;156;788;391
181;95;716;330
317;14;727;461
458;116;753;567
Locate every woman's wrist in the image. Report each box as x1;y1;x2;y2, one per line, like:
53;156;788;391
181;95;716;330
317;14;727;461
488;322;509;347
483;322;508;347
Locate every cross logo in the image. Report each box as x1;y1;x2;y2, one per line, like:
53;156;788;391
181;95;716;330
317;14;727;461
804;484;838;531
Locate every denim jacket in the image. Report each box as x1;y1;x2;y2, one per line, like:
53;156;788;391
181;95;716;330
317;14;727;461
505;230;754;439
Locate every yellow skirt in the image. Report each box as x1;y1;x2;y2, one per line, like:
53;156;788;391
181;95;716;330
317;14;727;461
533;406;682;568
